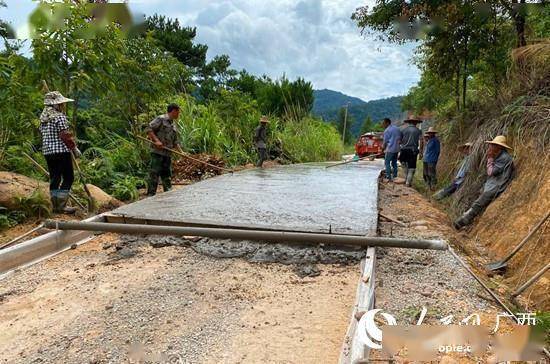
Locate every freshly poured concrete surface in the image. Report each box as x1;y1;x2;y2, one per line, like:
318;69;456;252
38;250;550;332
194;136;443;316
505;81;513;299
0;161;383;364
113;162;382;236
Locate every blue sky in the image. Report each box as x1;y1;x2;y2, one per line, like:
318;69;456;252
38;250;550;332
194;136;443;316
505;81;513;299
1;0;421;101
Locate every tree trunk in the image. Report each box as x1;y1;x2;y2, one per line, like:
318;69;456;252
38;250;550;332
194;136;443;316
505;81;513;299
73;94;79;139
462;64;467;110
455;67;461;111
511;0;527;47
462;35;469;110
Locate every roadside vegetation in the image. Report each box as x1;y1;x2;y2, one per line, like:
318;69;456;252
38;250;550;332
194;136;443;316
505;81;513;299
0;2;343;228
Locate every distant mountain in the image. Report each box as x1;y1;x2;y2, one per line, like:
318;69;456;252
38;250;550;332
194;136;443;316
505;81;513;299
313;89;404;136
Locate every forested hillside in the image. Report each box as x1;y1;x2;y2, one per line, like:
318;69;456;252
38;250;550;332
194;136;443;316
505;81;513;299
313;89;403;136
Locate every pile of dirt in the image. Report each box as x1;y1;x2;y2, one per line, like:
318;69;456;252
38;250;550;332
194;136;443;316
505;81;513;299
172;154;226;182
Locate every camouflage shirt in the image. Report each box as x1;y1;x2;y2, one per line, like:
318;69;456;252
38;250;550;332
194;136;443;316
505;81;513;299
39;106;71;155
145;114;179;156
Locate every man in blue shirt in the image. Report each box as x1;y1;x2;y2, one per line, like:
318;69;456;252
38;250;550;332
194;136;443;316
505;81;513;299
382;118;402;182
422;127;440;190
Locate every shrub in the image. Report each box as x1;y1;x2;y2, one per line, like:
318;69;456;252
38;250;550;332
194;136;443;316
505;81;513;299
14;189;51;219
111;175;144;202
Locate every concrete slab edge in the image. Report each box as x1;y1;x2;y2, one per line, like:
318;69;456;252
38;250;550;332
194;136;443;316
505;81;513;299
338;247;377;364
0;214;106;280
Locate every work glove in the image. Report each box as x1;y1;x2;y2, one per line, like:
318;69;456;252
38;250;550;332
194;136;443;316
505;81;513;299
72;147;82;158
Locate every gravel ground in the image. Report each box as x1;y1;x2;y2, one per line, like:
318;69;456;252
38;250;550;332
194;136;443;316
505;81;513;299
0;233;360;364
371;181;512;363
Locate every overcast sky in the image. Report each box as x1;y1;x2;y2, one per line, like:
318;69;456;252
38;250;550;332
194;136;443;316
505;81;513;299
2;0;421;101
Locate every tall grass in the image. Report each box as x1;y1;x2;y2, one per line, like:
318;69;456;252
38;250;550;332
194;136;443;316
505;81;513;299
276;117;343;162
149;92;343;166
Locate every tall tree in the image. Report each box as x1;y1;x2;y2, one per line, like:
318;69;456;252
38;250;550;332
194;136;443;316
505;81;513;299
146;15;207;70
352;1;517;111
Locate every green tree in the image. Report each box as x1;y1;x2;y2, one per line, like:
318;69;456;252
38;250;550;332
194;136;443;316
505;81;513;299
146;15;208;70
256;76;314;119
30;1;122;133
352;1;519;111
360;116;383;134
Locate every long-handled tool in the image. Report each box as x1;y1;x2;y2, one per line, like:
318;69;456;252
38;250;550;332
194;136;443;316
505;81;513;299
511;262;550;297
486;210;550;271
135;134;234;174
0;223;46;250
325;153;383;169
71;152;95;213
22;151;86;211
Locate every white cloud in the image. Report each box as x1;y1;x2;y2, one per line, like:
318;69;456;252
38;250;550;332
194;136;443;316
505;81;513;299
3;0;421;100
167;0;420;100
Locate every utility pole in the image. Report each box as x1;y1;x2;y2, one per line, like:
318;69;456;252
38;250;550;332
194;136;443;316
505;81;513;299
342;102;350;144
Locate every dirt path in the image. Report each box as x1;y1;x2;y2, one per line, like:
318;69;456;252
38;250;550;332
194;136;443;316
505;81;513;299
0;232;359;364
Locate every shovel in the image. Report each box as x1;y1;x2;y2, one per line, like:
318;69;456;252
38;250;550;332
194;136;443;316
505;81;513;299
486;210;549;271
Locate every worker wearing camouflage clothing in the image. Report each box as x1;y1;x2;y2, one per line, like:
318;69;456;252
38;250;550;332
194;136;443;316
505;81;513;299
39;91;81;214
145;104;182;196
254;116;269;167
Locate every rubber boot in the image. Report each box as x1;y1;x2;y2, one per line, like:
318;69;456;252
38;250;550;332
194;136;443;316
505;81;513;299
50;190;60;213
453;208;475;230
57;190;77;214
406;168;415;187
403;165;409;181
433;189;446;201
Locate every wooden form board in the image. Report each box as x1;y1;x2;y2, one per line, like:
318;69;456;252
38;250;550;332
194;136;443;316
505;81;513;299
339;247;377;363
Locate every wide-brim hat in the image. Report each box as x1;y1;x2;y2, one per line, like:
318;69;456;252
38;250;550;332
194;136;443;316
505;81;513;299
44;91;74;106
404;118;422;124
260;116;270;123
425;127;437;134
486;135;512;150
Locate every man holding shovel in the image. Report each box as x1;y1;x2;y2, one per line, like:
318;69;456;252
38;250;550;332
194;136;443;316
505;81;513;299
39;91;81;214
145;103;183;196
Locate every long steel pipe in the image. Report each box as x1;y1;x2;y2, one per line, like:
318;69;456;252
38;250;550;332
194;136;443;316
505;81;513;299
44;220;448;250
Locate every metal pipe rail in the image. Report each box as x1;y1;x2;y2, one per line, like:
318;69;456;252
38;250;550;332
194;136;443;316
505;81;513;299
44;220;448;250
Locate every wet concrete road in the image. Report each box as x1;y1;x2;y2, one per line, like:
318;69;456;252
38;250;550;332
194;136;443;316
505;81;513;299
113;161;383;236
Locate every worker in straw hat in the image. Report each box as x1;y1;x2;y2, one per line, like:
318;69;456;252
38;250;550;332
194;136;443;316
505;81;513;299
422;127;440;190
254;116;270;167
454;136;514;230
398;118;423;186
433;142;472;200
39;91;81;214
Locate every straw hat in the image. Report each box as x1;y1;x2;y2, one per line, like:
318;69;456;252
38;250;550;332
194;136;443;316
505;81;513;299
44;91;74;106
404;118;422;124
425;127;437;134
260;116;270;123
486;135;512;150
